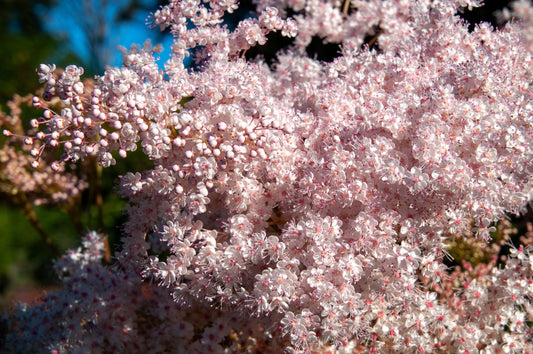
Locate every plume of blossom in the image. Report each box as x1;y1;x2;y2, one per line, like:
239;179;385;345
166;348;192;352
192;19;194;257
3;231;295;352
1;93;87;207
5;0;533;352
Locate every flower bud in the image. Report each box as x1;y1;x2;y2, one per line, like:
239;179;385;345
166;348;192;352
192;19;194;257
73;82;84;95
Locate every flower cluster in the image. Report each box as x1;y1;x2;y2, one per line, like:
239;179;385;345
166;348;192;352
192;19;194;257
4;0;533;352
1;93;87;207
4;232;291;353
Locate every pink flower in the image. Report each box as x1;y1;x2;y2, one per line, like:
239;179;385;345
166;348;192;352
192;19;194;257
8;0;533;352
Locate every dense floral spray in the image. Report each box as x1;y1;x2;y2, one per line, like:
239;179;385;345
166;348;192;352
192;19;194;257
4;0;533;352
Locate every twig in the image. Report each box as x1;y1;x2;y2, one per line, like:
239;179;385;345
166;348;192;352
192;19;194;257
17;190;61;257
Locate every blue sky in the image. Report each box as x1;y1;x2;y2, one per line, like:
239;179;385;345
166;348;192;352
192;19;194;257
37;1;174;71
